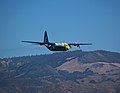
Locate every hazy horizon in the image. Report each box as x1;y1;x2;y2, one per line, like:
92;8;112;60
0;0;120;58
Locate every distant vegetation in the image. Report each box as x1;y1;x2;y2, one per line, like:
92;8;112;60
0;50;120;93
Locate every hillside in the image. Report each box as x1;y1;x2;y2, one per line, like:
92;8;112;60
0;50;120;93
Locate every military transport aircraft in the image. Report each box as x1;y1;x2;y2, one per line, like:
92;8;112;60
22;31;92;51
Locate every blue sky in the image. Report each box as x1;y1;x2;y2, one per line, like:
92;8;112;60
0;0;120;58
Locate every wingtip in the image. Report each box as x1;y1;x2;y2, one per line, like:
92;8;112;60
21;41;25;42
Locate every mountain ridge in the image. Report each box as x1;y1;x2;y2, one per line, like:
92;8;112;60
0;50;120;93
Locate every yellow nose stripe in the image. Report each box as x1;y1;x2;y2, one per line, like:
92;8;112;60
65;45;70;50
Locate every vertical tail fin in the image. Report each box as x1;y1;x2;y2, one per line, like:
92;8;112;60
44;31;49;43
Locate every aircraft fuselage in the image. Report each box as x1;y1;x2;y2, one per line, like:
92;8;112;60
45;43;70;51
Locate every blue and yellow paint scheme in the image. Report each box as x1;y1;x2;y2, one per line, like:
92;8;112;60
22;31;92;51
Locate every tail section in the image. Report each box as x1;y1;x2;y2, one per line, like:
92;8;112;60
44;31;49;43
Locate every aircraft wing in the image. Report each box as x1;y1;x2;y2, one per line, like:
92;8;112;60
22;41;45;45
68;43;92;47
22;41;55;45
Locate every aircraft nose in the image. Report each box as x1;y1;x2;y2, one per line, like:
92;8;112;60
65;45;70;50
